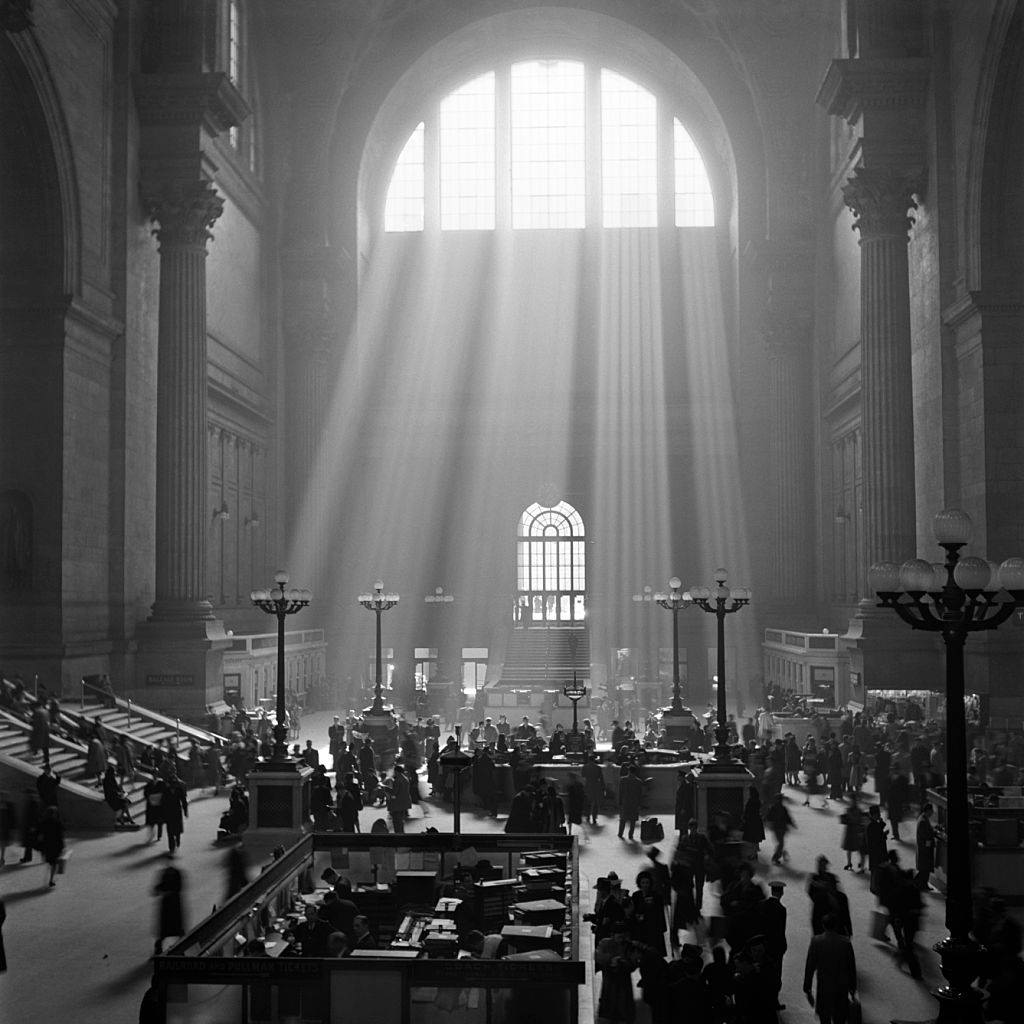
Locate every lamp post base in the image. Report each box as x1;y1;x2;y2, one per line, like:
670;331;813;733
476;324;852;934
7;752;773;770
932;935;986;1024
247;763;313;831
361;705;398;760
660;706;700;750
690;759;753;832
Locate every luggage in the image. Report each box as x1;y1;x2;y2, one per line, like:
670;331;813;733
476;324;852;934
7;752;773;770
640;817;664;843
869;909;889;941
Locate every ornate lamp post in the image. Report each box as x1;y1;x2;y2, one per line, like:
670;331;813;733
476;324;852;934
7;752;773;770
631;584;655;683
358;580;400;714
250;571;311;764
687;568;751;763
651;578;689;713
563;673;587;735
868;509;1024;1024
439;725;474;835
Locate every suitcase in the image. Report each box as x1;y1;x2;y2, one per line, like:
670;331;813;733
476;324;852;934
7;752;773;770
640;817;664;843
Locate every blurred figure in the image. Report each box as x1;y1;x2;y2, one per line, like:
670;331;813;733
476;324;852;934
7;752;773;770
153;864;185;955
224;846;250;900
803;913;858;1024
0;789;15;865
18;786;39;864
36;804;65;887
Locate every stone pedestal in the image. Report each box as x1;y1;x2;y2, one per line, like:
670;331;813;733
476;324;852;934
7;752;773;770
841;605;942;693
691;760;753;833
248;763;313;832
134;617;231;719
660;707;702;749
361;706;398;758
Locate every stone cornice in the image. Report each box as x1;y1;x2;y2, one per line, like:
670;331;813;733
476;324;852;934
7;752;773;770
133;72;250;135
816;57;930;124
943;291;1024;329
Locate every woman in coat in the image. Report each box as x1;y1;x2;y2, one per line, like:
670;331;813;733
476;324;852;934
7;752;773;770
28;705;50;765
143;776;166;843
36;804;65;887
565;773;585;837
86;734;107;788
741;790;765;852
839;798;866;872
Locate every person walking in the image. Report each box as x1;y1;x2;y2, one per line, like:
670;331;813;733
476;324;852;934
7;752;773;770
803;914;858;1024
565;772;585;838
617;763;644;841
36;804;65;887
865;804;889;872
888;772;909;841
388;764;412;834
758;880;788;1011
17;787;39;864
765;793;795;864
583;753;604;825
162;772;188;856
741;789;765;856
86;730;107;788
595;920;640;1023
143;775;167;844
839;797;866;873
28;703;50;768
914;802;936;891
807;856;851;937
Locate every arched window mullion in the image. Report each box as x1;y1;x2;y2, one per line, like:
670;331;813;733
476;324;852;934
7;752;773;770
496;64;512;232
657;96;674;231
424;110;440;232
585;62;602;230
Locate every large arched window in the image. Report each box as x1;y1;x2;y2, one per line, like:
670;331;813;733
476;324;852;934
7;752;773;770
517;501;586;623
383;60;714;232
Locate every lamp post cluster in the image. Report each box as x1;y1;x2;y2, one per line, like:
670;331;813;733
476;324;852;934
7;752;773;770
652;577;689;714
868;509;1024;1023
358;580;400;714
250;571;311;764
686;569;751;763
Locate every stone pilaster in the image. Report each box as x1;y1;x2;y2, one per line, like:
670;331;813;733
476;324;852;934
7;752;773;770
842;167;919;566
765;332;811;605
146;179;224;620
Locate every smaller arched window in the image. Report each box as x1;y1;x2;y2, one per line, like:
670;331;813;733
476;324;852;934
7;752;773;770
516;501;585;623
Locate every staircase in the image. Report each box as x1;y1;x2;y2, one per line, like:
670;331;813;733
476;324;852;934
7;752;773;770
0;709;153;824
498;626;590;689
0;679;226;829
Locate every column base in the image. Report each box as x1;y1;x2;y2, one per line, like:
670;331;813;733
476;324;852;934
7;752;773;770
691;760;753;832
247;764;314;831
134;616;231;720
841;603;943;693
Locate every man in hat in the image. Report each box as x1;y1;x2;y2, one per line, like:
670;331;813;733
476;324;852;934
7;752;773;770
617;762;644;840
804;913;858;1024
585;872;625;945
759;880;788;1009
582;752;604;825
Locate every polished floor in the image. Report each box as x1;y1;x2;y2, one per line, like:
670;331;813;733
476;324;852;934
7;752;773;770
0;709;981;1023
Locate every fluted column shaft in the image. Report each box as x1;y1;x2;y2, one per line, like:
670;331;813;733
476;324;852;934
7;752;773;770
148;181;224;620
843;168;918;570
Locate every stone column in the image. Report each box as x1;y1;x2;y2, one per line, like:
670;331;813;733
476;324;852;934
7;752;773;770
146;179;224;620
842;167;919;566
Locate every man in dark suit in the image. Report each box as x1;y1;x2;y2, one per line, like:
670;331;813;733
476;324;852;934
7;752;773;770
758;880;788;1009
803;913;857;1024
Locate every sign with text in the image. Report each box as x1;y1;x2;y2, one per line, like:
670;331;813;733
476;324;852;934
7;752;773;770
146;674;194;687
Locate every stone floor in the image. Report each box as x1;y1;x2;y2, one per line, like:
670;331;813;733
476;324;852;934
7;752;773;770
0;708;979;1023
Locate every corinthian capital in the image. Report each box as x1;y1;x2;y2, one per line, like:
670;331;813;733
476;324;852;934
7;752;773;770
145;180;225;250
841;168;920;238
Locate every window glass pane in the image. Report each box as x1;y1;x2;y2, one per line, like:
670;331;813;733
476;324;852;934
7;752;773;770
545;542;558;589
573;541;585;589
440;73;495;230
674;118;715;226
559;540;572;589
601;69;657;227
574;594;586;620
531;541;544;590
511;60;586;229
560;594;571;620
385;123;425;232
